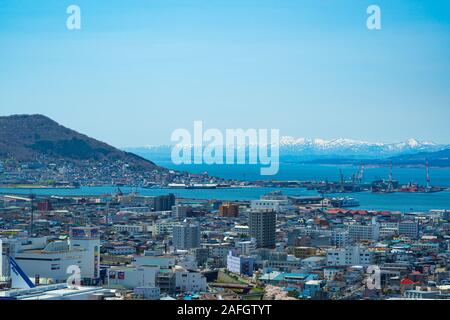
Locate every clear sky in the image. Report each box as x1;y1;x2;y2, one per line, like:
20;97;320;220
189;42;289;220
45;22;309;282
0;0;449;147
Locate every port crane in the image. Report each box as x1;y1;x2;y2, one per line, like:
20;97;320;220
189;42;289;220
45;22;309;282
339;169;345;192
388;161;394;192
354;162;365;183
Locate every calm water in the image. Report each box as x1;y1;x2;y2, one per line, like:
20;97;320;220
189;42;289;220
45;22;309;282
1;163;450;213
158;161;450;186
1;186;450;213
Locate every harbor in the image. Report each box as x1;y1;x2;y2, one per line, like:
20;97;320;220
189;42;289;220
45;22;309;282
1;186;450;213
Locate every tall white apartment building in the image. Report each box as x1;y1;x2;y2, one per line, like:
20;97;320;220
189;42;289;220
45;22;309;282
331;230;351;247
172;220;201;250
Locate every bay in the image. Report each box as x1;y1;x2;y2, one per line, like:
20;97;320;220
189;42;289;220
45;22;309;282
1;186;450;213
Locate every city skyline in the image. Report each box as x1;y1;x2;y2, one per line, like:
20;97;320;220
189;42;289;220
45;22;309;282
1;0;450;147
1;0;450;305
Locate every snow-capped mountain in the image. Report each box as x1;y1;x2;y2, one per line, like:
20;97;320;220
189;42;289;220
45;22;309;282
124;138;449;160
278;137;444;157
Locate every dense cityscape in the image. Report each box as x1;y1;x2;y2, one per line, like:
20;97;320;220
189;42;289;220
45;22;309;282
1;0;449;310
1;177;449;300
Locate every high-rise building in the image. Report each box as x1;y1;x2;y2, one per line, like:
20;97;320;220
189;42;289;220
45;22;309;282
172;220;201;250
348;219;380;241
153;194;175;211
219;203;239;217
172;205;192;220
398;220;419;239
249;210;276;249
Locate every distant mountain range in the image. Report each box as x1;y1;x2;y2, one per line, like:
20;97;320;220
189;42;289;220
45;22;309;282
125;136;450;166
278;136;447;158
302;149;450;167
0;114;161;172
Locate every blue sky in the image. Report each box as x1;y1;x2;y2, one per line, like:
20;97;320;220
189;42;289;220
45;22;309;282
0;0;449;147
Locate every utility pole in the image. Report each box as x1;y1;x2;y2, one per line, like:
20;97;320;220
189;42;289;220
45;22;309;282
29;192;36;236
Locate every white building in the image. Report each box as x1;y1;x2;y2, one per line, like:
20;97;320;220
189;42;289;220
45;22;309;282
69;227;101;281
132;255;176;269
379;221;399;238
0;239;10;281
331;230;350;247
250;199;294;213
348;221;380;241
174;268;207;293
14;240;86;283
233;225;250;237
108;265;160;289
172;205;191;220
235;238;257;256
203;243;233;266
226;251;255;276
2;227;100;284
0;283;117;300
398;220;419;239
326;246;373;266
152;221;178;236
113;224;147;234
172;220;201;250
